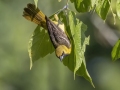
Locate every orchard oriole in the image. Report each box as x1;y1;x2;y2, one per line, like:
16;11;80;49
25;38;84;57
23;3;71;61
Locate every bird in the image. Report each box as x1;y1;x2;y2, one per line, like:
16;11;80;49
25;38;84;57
23;3;71;61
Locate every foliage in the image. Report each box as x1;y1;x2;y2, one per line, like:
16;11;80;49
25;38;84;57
111;0;120;61
27;0;120;87
95;0;111;20
111;39;120;61
70;0;91;12
59;11;94;87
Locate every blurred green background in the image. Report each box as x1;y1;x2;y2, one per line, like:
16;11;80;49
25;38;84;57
0;0;120;90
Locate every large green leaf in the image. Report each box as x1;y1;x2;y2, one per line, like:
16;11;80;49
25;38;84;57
28;26;54;69
58;11;94;87
95;0;111;20
116;0;120;19
111;39;120;61
70;0;91;12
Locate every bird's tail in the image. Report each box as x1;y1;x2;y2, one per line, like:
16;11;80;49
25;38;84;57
23;3;46;29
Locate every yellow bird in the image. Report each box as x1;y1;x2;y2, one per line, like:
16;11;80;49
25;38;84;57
23;3;71;61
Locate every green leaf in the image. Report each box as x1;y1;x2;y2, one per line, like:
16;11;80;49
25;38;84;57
111;39;120;61
28;26;54;69
34;0;38;7
95;0;111;20
116;0;120;19
58;11;94;87
76;36;95;87
70;0;91;12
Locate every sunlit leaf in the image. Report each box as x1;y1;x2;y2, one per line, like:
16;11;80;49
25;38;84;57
70;0;91;12
96;0;111;20
111;39;120;61
58;11;94;87
76;36;95;87
116;0;120;19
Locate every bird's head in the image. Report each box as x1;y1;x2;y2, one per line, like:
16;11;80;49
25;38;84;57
55;45;71;61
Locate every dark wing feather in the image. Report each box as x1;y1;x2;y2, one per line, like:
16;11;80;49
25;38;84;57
45;16;71;49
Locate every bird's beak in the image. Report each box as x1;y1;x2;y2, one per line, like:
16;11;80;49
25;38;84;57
59;55;64;61
59;54;68;61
